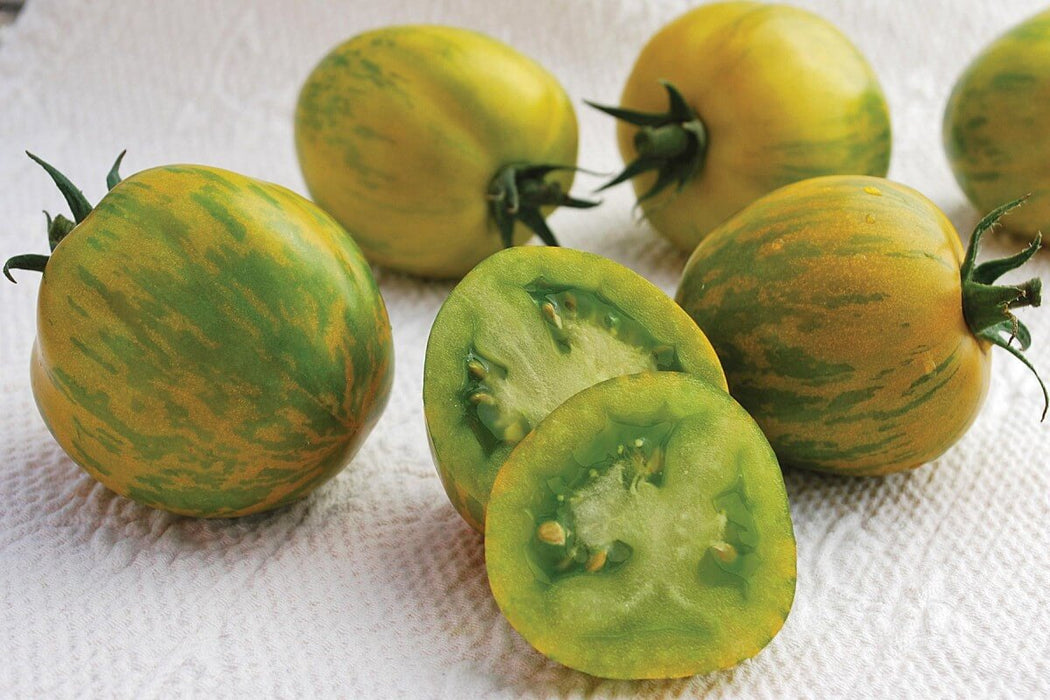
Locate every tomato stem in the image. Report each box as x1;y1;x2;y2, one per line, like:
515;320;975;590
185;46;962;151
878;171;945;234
3;254;48;283
106;150;127;191
487;163;599;248
25;151;93;224
3;151;124;283
960;196;1047;419
634;124;692;159
46;212;76;251
588;81;708;203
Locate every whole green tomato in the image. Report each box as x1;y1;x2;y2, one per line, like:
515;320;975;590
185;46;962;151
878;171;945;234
944;8;1050;236
676;175;1045;476
5;153;393;517
592;2;891;252
295;25;594;279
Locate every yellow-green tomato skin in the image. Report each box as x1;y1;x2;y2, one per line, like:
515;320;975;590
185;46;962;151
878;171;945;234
619;2;891;252
29;165;394;517
676;176;991;476
944;9;1050;236
295;25;578;279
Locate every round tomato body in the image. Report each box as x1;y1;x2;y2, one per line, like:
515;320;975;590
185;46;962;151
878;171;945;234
944;9;1050;237
485;372;796;679
15;161;393;517
295;25;582;279
600;2;890;252
676;175;1044;475
423;246;726;532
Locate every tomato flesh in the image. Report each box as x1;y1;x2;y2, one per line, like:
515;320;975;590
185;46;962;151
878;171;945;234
485;372;796;679
423;247;726;532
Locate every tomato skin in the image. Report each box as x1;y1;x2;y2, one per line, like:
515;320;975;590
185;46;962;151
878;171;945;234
944;9;1050;236
676;176;991;476
616;2;890;252
295;25;578;279
29;165;393;517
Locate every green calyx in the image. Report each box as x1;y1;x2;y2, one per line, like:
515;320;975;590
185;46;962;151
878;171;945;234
3;150;125;283
487;163;599;248
588;81;708;203
960;196;1047;419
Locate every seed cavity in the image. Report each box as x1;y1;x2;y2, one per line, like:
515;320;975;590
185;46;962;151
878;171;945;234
652;345;675;366
465;282;688;454
523;280;683;371
525;418;675;583
462;347;533;454
605;540;633;565
698;470;761;599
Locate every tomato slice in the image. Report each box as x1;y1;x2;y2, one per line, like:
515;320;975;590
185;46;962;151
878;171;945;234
423;246;726;531
485;372;796;679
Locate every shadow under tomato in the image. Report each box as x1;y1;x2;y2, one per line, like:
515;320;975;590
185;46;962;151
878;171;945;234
50;460;325;547
780;462;943;522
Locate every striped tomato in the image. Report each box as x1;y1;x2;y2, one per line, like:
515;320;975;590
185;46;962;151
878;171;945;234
675;175;1045;476
4;154;393;517
295;25;594;279
591;2;891;252
944;8;1050;237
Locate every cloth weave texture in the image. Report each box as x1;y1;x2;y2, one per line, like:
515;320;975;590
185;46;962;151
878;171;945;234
1;0;1048;696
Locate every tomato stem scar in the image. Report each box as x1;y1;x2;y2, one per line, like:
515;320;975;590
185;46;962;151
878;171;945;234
486;163;600;249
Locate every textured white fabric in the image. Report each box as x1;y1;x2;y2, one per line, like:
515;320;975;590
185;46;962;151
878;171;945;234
1;0;1048;696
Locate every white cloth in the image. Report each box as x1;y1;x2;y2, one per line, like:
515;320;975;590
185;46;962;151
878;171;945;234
2;0;1048;696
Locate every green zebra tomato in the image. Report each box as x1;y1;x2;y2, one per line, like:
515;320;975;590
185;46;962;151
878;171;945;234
591;1;891;252
676;175;1045;476
4;154;393;517
944;8;1050;236
423;246;726;532
485;372;796;679
295;25;593;279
